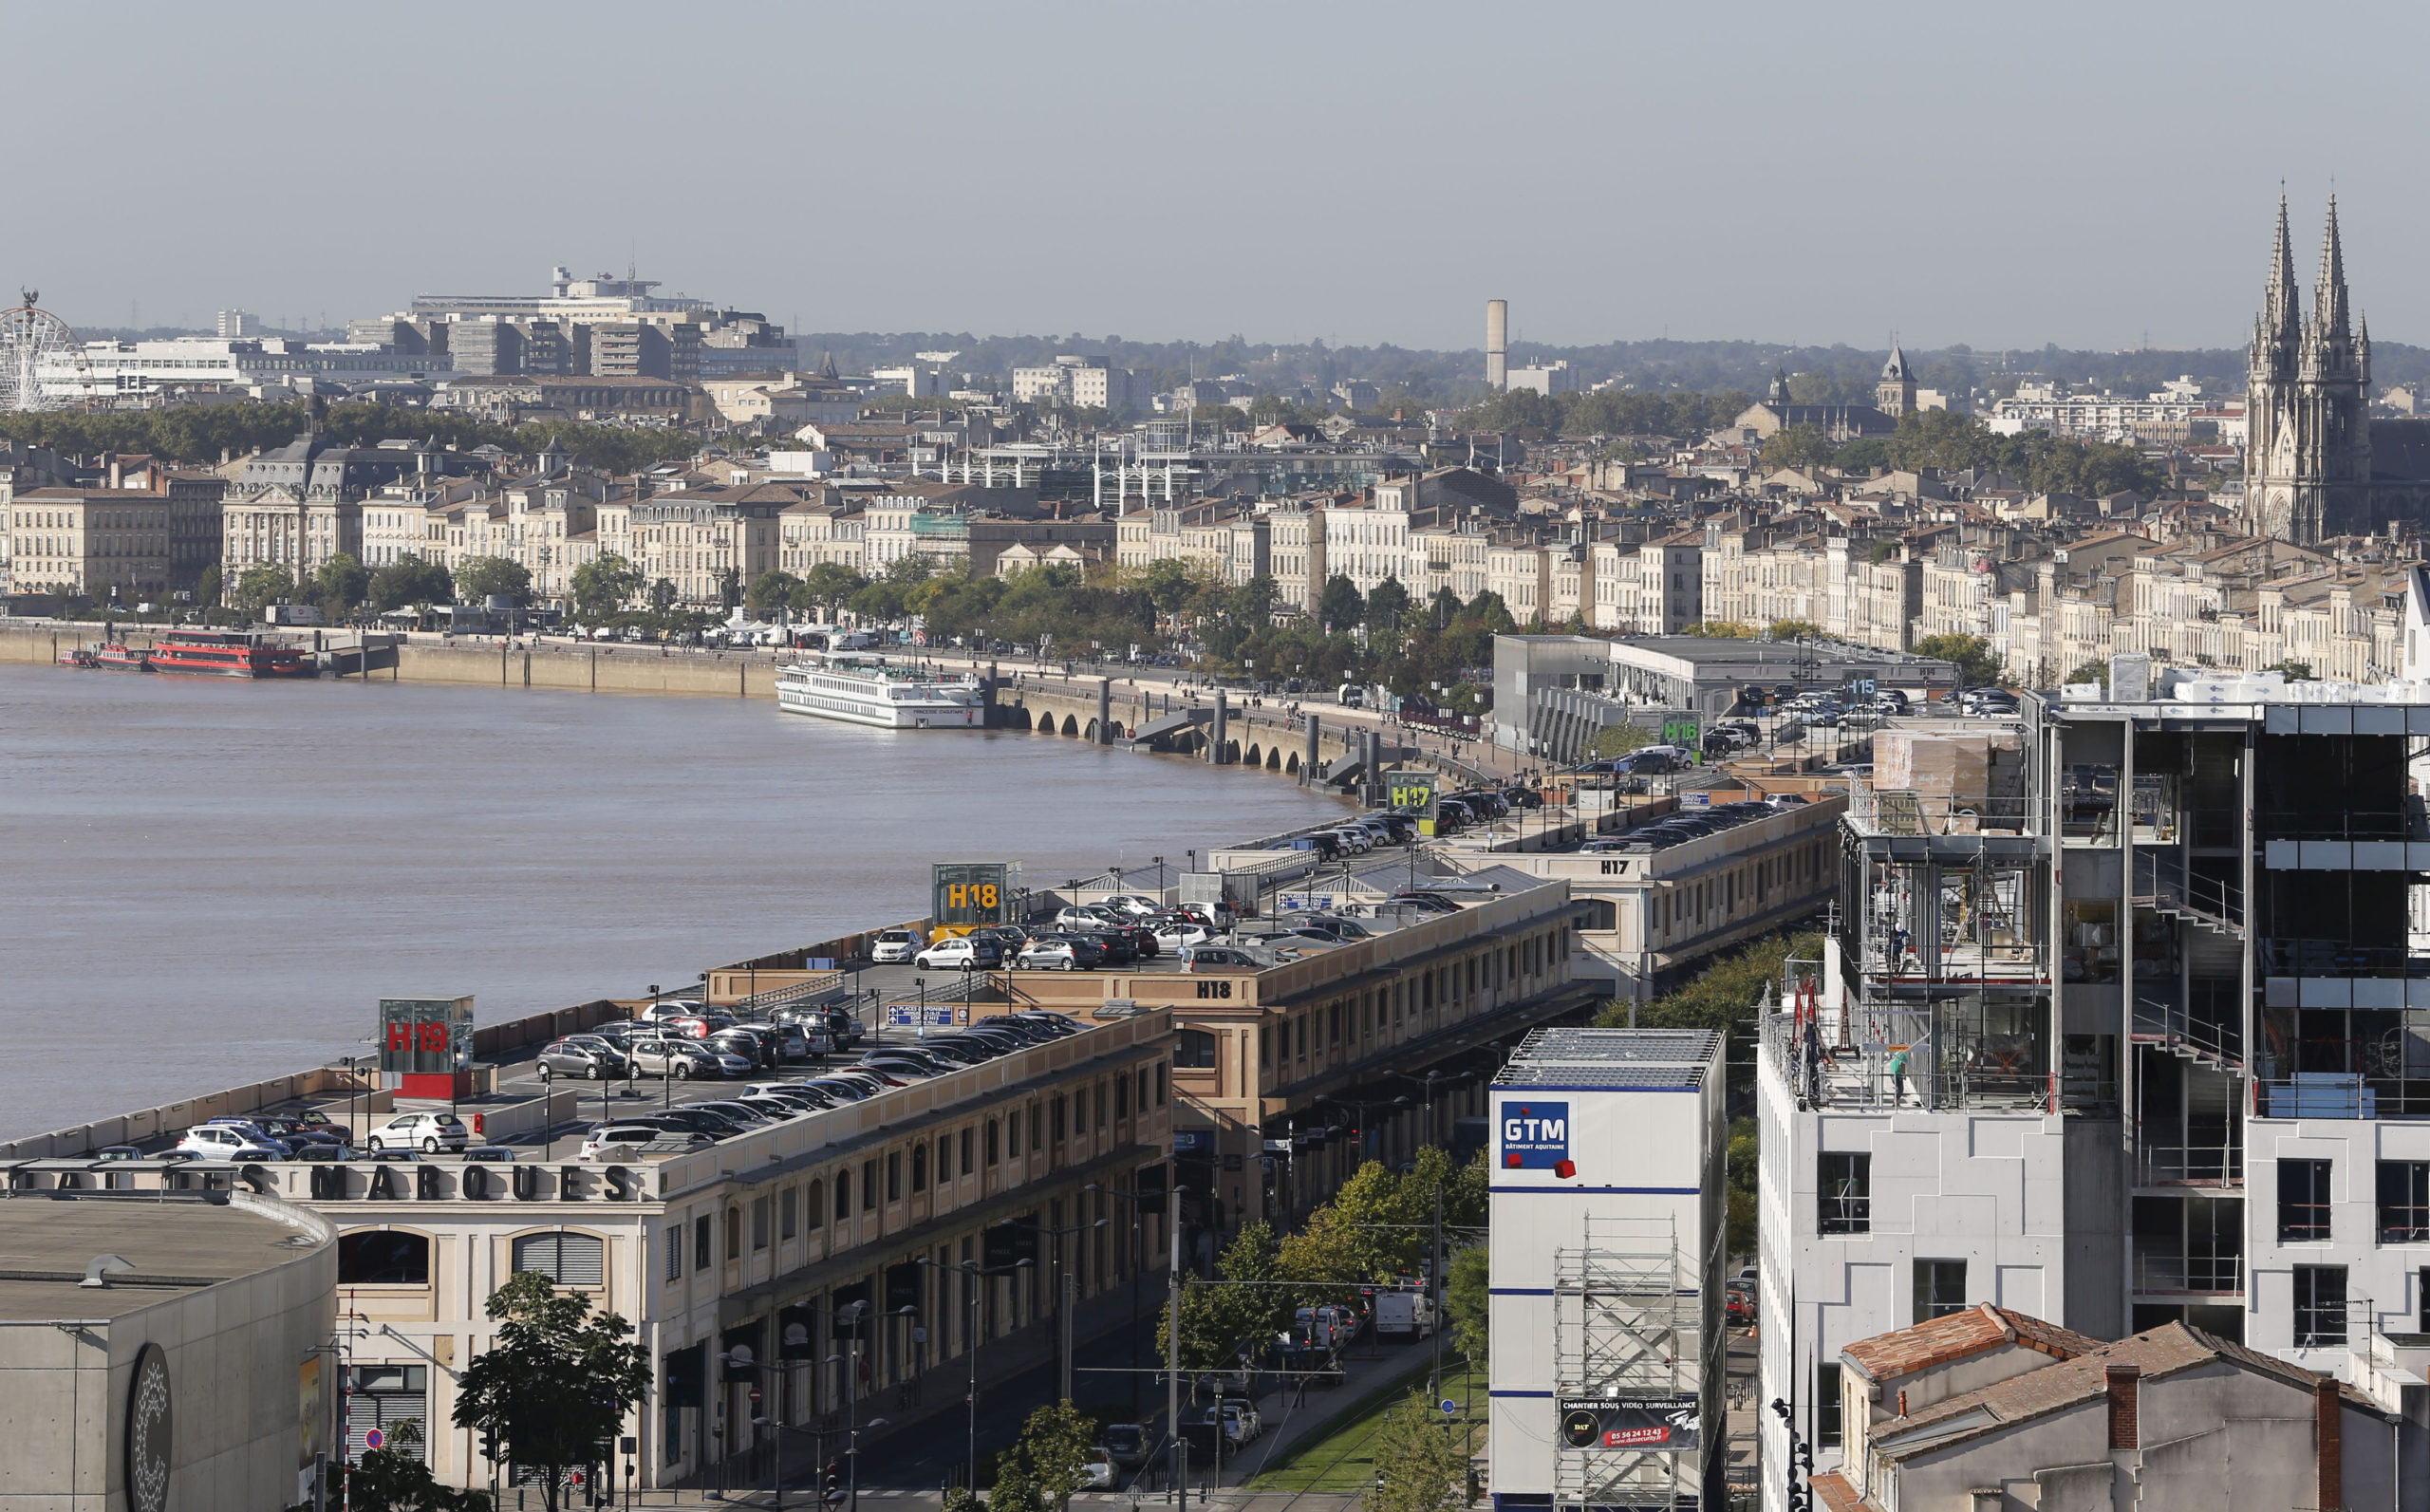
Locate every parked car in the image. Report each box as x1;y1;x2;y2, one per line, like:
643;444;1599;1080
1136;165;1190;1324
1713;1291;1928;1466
1103;1424;1150;1472
289;1142;360;1162
365;1111;471;1154
707;1027;781;1069
1080;1447;1117;1490
174;1124;291;1161
537;1036;628;1081
581;1124;703;1161
870;929;920;963
629;1039;739;1079
1019;934;1107;969
1294;1303;1358;1348
915;936;1002;971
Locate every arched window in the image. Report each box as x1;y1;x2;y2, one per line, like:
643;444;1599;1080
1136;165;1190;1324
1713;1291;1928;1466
338;1230;430;1285
1175;1030;1217;1070
513;1231;605;1287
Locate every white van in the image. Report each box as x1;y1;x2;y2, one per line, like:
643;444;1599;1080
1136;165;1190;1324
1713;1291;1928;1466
1374;1290;1435;1341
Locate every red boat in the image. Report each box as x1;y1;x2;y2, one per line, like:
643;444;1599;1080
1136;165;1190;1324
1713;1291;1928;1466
145;629;316;679
58;644;153;672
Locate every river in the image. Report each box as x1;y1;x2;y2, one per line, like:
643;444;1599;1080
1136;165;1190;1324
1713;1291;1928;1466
0;664;1348;1139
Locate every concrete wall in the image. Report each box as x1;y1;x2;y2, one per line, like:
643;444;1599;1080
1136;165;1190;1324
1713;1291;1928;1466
0;1193;336;1512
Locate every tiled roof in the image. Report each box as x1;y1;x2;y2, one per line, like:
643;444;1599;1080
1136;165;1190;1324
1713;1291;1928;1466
1841;1304;2102;1383
1809;1470;1869;1512
1878;1322;2365;1460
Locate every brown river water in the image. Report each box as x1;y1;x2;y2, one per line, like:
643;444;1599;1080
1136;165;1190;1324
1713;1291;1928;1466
0;663;1346;1138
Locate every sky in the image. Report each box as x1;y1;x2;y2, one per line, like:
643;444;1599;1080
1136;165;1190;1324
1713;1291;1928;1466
17;0;2430;353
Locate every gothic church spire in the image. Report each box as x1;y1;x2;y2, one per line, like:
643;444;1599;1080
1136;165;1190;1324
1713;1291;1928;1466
2262;194;2301;354
2315;196;2351;342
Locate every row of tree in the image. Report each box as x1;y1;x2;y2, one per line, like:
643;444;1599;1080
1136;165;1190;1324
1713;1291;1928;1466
1762;409;2165;496
0;399;704;475
1157;1147;1486;1371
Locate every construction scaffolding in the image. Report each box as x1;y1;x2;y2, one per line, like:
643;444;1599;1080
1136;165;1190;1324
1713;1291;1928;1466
1551;1217;1709;1512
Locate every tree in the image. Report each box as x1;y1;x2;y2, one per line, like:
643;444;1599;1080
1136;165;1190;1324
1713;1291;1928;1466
1368;1391;1470;1512
1364;575;1412;632
453;1272;651;1512
992;1401;1094;1512
1443;1246;1490;1370
1160;1221;1291;1371
369;554;456;613
234;563;296;612
745;569;800;618
1318;574;1365;633
328;1419;490;1512
313;553;370;611
1760;424;1836;474
798;561;866;618
1912;632;2004;687
1427;586;1462;629
570;553;643;620
1766;619;1823;642
2063;661;2109;690
196;564;222;607
1683;621;1756;638
455;556;533;607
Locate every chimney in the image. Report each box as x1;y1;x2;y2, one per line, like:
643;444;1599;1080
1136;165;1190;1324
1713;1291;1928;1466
2105;1364;2140;1451
1486;299;1508;391
2315;1377;2340;1512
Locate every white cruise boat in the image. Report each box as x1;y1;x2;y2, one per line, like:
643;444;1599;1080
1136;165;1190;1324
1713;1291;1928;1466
775;652;985;729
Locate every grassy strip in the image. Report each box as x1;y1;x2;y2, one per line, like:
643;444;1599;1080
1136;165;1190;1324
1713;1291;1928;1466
1248;1360;1484;1492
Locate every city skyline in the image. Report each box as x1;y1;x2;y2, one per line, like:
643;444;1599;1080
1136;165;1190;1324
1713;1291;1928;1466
17;1;2430;351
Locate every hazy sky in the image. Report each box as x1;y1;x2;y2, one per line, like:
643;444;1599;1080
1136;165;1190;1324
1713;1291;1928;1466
19;1;2430;352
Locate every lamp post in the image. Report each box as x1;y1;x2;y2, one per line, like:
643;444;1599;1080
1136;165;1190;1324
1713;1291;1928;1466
1085;1183;1155;1419
1038;1215;1112;1403
918;1255;1033;1490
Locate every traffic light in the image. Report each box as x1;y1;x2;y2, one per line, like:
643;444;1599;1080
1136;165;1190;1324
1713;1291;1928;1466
823;1463;843;1506
479;1429;497;1461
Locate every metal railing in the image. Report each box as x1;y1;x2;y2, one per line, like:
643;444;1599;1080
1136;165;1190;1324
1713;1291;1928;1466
2261;938;2430;979
2132;849;2243;932
2131;992;2244;1067
2130;1249;2244;1296
1760;996;2051;1113
2135;1141;2243;1187
2257;808;2429;843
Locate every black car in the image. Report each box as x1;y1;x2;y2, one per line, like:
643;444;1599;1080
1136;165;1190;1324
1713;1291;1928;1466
537;1036;628;1081
1082;928;1142;964
1500;787;1544;811
708;1028;781;1069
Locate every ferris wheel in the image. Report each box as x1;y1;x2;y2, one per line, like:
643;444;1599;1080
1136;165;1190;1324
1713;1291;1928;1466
0;289;92;412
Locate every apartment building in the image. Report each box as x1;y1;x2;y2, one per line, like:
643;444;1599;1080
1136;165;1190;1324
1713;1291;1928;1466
628;485;796;607
1758;677;2430;1510
4;487;172;598
1012;356;1138;413
776;495;866;574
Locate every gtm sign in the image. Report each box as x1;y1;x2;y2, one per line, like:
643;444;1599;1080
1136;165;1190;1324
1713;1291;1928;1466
1501;1102;1571;1169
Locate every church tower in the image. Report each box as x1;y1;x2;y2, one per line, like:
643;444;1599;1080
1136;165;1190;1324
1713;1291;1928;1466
1876;343;1916;418
2246;197;2372;544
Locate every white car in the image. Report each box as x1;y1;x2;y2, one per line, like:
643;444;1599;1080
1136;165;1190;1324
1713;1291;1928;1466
869;929;919;964
1080;1447;1116;1490
1323;828;1373;854
914;937;999;971
1151;920;1212;951
174;1125;291;1162
365;1111;471;1154
1018;939;1081;970
1098;894;1163;916
1054;905;1120;930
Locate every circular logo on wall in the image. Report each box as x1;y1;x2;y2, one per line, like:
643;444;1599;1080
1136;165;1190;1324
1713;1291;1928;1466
125;1343;173;1512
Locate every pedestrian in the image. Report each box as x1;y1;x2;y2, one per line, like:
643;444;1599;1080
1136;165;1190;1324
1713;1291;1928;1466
1888;1044;1911;1104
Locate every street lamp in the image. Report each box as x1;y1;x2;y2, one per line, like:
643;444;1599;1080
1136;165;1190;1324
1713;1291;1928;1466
1037;1215;1112;1403
918;1255;1034;1489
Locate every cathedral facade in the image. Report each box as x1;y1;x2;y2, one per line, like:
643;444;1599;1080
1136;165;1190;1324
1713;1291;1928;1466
2243;197;2430;543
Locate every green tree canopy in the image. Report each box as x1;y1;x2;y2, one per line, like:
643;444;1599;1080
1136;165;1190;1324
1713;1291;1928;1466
1760;424;1837;474
370;554;456;612
1444;1245;1490;1370
233;563;296;612
1368;1391;1471;1512
313;553;370;610
1317;574;1365;633
744;569;800;618
1364;575;1412;632
990;1401;1096;1512
454;556;533;607
798;562;867;617
1912;631;2004;687
452;1273;650;1512
569;553;643;620
1766;619;1823;641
